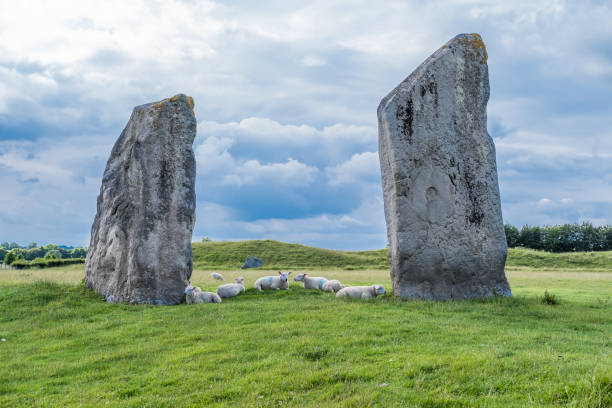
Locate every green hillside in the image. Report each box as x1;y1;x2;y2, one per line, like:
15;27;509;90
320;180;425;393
192;240;388;270
192;240;612;270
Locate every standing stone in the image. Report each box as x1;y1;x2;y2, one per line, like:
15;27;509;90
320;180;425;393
85;94;197;304
377;34;511;300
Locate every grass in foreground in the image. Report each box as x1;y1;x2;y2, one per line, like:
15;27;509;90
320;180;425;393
0;267;610;407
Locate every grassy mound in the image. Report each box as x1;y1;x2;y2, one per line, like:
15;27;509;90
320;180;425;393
193;240;612;271
193;240;388;270
507;247;612;270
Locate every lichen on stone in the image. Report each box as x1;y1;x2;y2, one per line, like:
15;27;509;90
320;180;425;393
458;33;488;64
152;94;194;114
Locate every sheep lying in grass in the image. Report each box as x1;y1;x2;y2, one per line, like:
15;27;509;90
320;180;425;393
255;271;292;291
184;284;222;304
336;285;386;299
211;272;224;281
294;273;328;290
322;279;344;293
216;277;245;298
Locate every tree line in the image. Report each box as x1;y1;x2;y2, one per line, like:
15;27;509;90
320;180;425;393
1;243;87;266
504;223;612;253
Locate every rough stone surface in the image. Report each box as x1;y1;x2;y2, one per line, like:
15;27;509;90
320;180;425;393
377;33;511;300
85;94;197;304
242;256;263;269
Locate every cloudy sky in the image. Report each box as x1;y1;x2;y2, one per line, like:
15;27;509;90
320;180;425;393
1;0;610;249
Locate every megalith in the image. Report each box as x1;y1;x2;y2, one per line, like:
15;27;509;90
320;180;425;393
85;94;197;304
377;34;511;300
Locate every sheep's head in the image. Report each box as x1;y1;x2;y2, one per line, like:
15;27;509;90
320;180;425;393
184;285;194;296
374;285;386;295
278;271;291;282
294;273;305;282
235;277;245;285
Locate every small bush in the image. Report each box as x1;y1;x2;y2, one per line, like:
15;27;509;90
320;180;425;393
540;290;560;305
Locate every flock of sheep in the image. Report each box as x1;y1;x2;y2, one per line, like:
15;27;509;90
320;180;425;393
184;271;387;304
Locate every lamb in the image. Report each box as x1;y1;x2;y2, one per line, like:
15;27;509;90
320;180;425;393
336;284;386;299
184;284;222;304
216;277;245;298
322;279;344;293
294;273;328;290
211;272;224;281
254;271;292;291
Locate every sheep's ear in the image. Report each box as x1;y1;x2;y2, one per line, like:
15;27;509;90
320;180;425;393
288;271;292;275
278;271;282;275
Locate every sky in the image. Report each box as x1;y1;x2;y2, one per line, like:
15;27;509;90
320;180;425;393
0;0;611;250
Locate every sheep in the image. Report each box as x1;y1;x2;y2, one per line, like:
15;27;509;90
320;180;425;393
295;273;328;290
216;277;245;298
211;272;224;281
336;284;386;299
322;279;344;293
184;284;222;304
254;271;292;291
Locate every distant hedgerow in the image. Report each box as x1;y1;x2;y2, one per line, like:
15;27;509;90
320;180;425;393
505;223;612;252
10;257;85;270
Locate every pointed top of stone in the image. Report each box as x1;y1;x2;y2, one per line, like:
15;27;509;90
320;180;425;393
378;33;488;117
136;93;195;115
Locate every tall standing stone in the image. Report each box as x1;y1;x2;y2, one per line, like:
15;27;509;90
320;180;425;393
85;94;197;304
377;34;511;300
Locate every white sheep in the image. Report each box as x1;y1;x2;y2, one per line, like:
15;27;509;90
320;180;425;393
184;284;222;304
322;279;344;293
295;273;328;290
254;271;292;291
336;284;386;299
211;272;224;281
216;277;245;298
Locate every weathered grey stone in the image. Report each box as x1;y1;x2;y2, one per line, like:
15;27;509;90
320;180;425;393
242;256;263;269
377;33;511;300
85;94;197;304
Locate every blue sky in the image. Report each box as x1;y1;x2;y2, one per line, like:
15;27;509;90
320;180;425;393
0;0;611;250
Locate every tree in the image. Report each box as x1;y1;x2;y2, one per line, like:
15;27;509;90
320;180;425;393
27;242;37;249
504;224;520;248
518;225;543;250
3;251;16;265
44;250;61;260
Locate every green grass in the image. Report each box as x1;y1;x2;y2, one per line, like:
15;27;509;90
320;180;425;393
507;247;612;270
193;240;388;270
1;266;611;407
193;240;612;271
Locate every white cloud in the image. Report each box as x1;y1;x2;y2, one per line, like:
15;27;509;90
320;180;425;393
326;152;380;186
222;158;318;187
194;133;318;187
198;118;375;148
300;55;326;67
194;195;386;250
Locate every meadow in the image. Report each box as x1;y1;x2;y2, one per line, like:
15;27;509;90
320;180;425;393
0;244;610;407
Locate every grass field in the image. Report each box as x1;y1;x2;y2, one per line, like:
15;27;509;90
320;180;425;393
192;240;612;271
0;246;611;407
